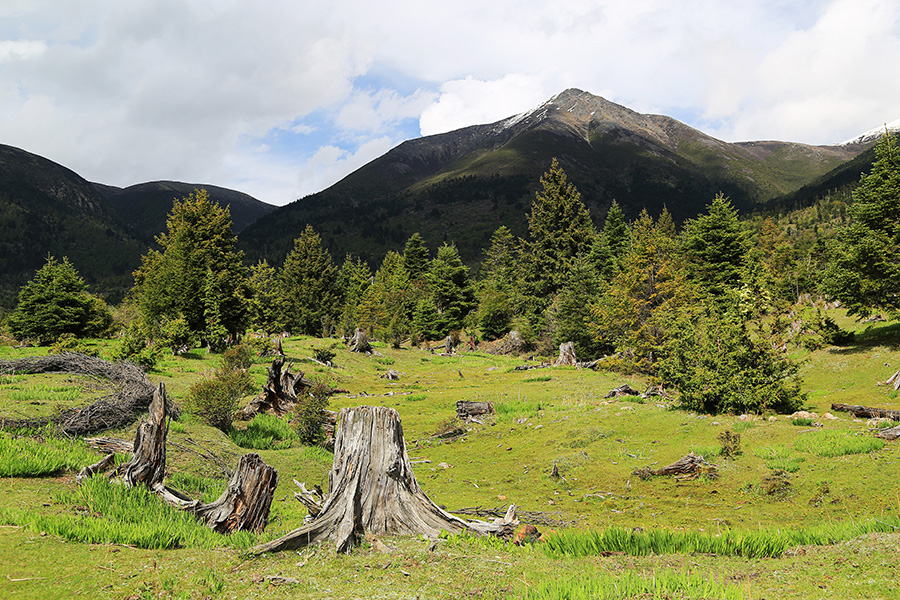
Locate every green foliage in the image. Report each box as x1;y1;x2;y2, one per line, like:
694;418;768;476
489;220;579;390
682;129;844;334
521;158;598;311
794;429;885;457
291;381;332;445
401;232;431;282
110;321;163;370
335;255;373;337
791;418;815;426
754;446;806;473
412;296;444;342
132;189;250;344
158;315;193;354
186;355;254;432
49;333;99;357
8;256;113;345
518;570;744;600
547;253;607;359
247;259;280;334
682;194;748;297
657;305;806;414
0;430;97;477
357;251;415;343
824;134;900;317
278;225;339;336
229;413;297;450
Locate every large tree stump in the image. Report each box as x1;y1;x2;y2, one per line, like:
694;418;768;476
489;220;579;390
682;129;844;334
249;406;517;554
456;400;495;421
104;382;277;534
240;357;312;419
349;328;372;353
553;342;577;367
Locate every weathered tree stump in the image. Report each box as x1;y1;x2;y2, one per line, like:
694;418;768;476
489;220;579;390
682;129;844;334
240;357;312;419
604;384;642;398
99;382;277;534
249;406;517;554
553;342;577;367
456;400;495;421
274;336;285;357
381;369;400;380
633;451;718;481
349;328;372;353
442;335;455;354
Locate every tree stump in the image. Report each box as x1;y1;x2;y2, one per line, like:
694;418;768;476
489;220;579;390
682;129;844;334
442;335;455;354
249;406;517;554
456;400;495;421
349;328;372;353
239;357;312;419
553;342;577;367
103;382;277;534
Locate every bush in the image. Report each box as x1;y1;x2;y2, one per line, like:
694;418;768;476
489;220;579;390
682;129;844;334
187;366;253;433
49;333;99;357
717;430;742;459
291;381;331;445
110;322;162;370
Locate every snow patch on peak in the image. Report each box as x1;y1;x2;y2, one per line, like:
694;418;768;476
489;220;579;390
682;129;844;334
839;118;900;146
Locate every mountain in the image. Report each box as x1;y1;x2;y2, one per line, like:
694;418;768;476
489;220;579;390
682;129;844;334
238;88;862;266
95;181;276;239
0;144;146;307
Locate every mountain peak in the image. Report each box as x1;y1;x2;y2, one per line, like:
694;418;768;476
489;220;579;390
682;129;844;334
839;118;900;146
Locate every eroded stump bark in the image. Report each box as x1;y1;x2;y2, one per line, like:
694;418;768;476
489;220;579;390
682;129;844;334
240;357;312;419
349;328;372;353
553;342;577;367
249;405;516;554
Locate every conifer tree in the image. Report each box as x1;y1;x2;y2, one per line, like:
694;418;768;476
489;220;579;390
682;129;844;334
682;194;747;297
247;260;280;334
357;251;415;343
402;233;431;283
476;226;521;339
824;133;900;317
425;244;474;336
132;189;249;345
547;253;606;358
278;225;339;336
335;254;373;337
522;158;598;308
9;256;112;344
602;200;629;270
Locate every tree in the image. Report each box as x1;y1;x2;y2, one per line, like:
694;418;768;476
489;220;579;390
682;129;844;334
402;233;431;284
335;255;373;337
547;253;606;358
9;256;112;344
278;225;339;336
132;189;249;345
522;158;598;308
590;209;695;372
682;194;747;297
425;244;474;336
601;200;629;274
357;252;415;343
475;226;521;339
247;260;280;334
824;134;900;317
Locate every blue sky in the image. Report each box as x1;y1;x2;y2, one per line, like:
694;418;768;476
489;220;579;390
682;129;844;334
0;0;898;206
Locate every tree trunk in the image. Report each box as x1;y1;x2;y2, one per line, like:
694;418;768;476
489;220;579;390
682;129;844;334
239;357;312;419
456;400;495;421
442;335;455;354
831;403;900;420
101;382;277;534
553;342;577;367
249;405;517;555
349;328;372;353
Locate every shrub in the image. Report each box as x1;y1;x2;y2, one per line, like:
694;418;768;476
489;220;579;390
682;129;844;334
110;322;162;370
221;343;253;372
291;381;331;445
791;417;814;426
49;333;99;357
187;367;253;433
313;346;336;365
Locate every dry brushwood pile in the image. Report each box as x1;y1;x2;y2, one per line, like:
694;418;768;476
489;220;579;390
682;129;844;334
0;352;172;435
250;405;518;554
80;382;278;534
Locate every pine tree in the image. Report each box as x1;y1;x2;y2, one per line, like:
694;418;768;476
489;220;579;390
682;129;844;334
247;260;280;334
425;243;474;336
357;251;415;343
278;225;339;336
9;256;112;344
824;133;900;317
602;200;629;270
522;158;598;308
682;194;747;297
402;233;431;284
132;189;249;344
547;253;606;358
335;254;373;336
475;226;521;339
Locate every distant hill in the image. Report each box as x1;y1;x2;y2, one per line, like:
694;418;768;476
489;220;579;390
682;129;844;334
239;88;862;266
0;144;146;307
95;181;275;239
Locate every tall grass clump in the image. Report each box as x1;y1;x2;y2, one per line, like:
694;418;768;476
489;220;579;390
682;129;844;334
518;570;744;600
229;413;297;450
496;398;543;421
754;446;806;473
794;429;884;457
0;430;97;477
0;477;265;550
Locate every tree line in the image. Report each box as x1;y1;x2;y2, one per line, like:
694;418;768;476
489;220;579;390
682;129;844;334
6;135;899;415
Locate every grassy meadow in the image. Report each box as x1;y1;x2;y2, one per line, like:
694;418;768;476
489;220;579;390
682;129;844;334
1;310;899;599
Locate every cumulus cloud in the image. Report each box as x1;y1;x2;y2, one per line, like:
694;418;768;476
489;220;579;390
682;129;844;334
0;0;897;205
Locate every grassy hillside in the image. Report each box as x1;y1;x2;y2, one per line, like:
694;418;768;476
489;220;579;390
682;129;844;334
1;310;899;599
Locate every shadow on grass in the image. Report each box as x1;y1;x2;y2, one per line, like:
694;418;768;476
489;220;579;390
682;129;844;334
827;321;900;355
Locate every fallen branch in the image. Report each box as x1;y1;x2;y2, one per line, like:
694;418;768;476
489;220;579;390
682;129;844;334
633;451;718;481
831;403;900;421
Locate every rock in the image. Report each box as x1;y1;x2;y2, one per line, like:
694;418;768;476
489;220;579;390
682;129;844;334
513;524;540;545
438;462;450;470
768;416;778;422
822;412;838;420
791;411;818;419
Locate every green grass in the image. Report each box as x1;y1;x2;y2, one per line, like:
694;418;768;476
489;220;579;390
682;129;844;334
518;569;745;600
754;446;806;472
794;429;885;457
0;430;98;477
0;477;263;550
523;375;552;383
228;412;297;450
791;417;815;426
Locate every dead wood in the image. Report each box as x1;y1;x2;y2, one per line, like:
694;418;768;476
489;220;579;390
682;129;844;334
886;370;900;391
349;328;372;353
861;314;886;324
875;426;900;441
577;359;601;370
831;403;900;421
381;369;400;380
293;479;325;519
488;330;528;356
84;437;134;454
76;453;116;484
0;353;174;436
239;357;314;419
604;384;642;398
249;405;517;555
633;451;718;481
274;336;285;357
85;383;277;534
553;342;577;367
442;335;456;354
456;400;495;421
